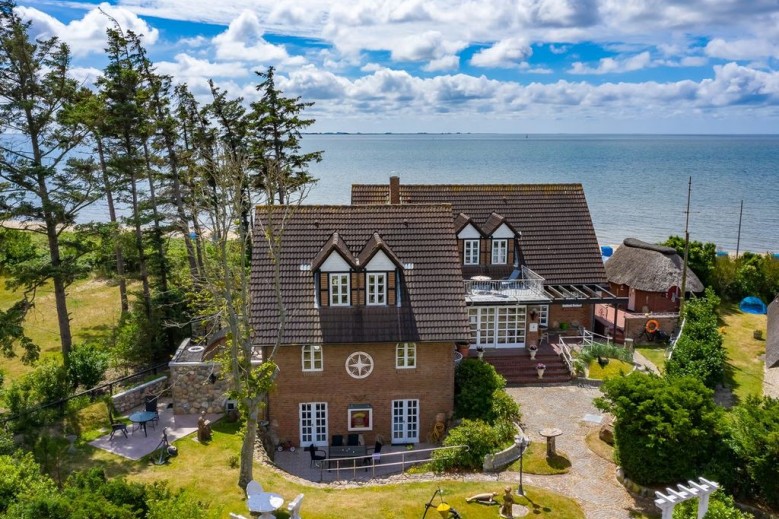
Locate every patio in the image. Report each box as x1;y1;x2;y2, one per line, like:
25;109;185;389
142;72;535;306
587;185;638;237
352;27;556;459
273;442;439;482
89;402;223;460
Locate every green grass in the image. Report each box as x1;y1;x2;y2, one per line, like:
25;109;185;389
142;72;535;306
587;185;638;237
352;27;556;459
507;441;571;475
718;302;766;401
587;359;633;380
47;420;584;519
0;275;128;383
634;345;667;373
584;429;614;464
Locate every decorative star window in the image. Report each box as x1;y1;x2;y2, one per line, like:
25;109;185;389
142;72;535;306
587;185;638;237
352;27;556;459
345;351;374;379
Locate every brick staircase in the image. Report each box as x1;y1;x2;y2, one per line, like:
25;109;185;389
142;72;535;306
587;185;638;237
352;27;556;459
481;346;573;385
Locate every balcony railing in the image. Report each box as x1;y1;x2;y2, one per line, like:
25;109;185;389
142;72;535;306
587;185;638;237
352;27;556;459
464;266;547;301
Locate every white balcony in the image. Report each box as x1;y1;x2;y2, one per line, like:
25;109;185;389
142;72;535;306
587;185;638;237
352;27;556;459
464;266;550;304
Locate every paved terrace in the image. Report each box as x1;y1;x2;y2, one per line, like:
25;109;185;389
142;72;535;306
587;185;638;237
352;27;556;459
89;403;222;460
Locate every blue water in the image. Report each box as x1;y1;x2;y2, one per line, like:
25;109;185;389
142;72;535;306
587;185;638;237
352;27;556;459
78;134;779;252
297;134;779;252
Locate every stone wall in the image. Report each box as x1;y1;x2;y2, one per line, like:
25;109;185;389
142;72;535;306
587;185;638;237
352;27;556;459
169;363;229;415
112;376;169;414
624;314;679;344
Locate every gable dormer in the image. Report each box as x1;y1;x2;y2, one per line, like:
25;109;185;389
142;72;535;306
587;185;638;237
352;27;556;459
312;232;357;308
455;213;485;266
358;232;404;307
482;213;520;266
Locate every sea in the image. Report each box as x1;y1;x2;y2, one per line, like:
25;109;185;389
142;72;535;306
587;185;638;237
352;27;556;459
82;134;779;253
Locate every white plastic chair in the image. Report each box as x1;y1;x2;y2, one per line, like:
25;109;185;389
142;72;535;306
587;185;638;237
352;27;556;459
246;480;263;497
288;494;304;519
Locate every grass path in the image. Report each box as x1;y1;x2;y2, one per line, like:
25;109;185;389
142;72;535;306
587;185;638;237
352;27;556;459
718;302;766;401
0;276;127;382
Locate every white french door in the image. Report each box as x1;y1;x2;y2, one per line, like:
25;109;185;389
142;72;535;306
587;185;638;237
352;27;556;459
299;402;328;447
469;306;527;348
392;399;419;443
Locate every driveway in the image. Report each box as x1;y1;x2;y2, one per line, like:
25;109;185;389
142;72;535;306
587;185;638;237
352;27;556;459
506;385;657;519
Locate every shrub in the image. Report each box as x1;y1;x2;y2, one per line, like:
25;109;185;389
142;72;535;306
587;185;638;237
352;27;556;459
4;359;70;428
720;396;779;508
596;372;723;485
432;419;500;471
574;342;633;374
0;452;55;513
67;342;109;389
672;491;753;519
666;289;726;389
454;358;505;420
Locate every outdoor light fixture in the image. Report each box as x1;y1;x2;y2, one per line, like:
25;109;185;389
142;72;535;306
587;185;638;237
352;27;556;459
514;434;529;496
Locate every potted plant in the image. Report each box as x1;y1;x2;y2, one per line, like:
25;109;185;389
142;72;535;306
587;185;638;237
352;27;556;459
476;346;484;360
456;343;471;357
528;344;538;360
536;362;546;379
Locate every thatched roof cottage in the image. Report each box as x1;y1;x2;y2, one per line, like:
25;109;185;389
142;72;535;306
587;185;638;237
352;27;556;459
605;238;703;313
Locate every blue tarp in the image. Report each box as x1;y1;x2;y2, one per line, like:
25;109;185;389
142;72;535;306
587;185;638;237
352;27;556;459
601;246;613;257
739;296;767;314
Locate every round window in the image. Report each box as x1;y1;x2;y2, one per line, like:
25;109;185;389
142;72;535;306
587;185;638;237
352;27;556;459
345;351;374;379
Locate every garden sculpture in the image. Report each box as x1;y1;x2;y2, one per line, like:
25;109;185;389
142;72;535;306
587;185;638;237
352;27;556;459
465;492;498;504
499;486;515;518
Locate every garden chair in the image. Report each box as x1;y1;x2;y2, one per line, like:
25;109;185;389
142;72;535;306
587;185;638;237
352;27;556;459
364;440;383;469
246;480;263;497
331;434;344;447
287;494;304;519
144;395;160;429
307;444;327;468
347;433;360;446
108;410;128;440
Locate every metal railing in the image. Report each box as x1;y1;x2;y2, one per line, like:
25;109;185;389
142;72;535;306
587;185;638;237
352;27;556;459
464;266;547;299
556;337;576;375
318;444;468;481
666;318;686;360
0;362;169;425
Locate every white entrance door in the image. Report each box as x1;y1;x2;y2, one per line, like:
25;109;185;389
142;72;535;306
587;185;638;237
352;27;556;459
300;402;328;447
391;399;419;443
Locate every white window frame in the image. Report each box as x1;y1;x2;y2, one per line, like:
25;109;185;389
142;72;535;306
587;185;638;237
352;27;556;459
396;342;416;369
329;273;350;306
464;239;480;265
300;402;328;447
301;345;323;372
539;305;549;328
469;306;526;347
491;239;507;264
367;273;387;306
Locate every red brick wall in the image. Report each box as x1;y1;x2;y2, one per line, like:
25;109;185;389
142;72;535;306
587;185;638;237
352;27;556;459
549;304;592;330
266;342;455;447
609;282;678;313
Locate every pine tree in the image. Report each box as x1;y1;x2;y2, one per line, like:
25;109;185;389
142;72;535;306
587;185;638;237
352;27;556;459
0;0;102;363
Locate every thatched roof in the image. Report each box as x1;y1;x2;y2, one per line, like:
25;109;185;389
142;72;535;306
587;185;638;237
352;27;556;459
768;298;779;369
605;238;704;293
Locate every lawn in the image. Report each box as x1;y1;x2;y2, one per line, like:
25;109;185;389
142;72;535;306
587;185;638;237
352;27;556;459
718;302;767;401
0;275;127;383
634;345;667;373
587;359;634;380
584;429;614;464
53;420;584;519
507;441;571;475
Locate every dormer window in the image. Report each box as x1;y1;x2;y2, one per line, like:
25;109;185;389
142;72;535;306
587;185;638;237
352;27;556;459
329;273;350;306
464;239;480;265
492;239;507;264
367;273;387;305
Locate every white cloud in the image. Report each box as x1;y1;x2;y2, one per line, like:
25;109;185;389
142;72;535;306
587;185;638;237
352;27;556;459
570;51;652;74
471;38;533;68
705;38;779;61
212;10;290;63
16;3;158;57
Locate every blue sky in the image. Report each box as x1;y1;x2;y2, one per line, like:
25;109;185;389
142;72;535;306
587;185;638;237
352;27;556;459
15;0;779;133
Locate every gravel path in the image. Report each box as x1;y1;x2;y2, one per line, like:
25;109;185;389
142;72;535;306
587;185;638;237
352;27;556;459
505;385;657;519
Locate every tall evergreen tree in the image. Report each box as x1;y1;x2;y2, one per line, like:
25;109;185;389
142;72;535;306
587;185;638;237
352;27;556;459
0;0;102;363
248;66;322;204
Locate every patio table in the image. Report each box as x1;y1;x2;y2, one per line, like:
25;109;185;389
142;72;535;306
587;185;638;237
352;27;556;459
247;492;284;519
129;411;157;437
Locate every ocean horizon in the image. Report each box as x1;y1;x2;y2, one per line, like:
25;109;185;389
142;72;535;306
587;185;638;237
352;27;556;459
79;134;779;253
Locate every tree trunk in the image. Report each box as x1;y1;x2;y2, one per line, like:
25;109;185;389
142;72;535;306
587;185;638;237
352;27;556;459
97;138;129;313
238;398;261;489
126;134;152;317
142;141;169;295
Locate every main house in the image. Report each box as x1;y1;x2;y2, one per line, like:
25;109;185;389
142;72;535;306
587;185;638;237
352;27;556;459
352;177;625;352
250;204;469;448
248;178;626;448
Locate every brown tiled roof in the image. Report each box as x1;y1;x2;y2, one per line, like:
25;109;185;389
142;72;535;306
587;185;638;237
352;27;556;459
352;183;607;285
250;204;469;345
357;232;403;269
311;231;356;270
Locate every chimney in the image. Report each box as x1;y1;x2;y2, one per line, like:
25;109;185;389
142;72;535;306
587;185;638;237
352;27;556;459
389;176;400;205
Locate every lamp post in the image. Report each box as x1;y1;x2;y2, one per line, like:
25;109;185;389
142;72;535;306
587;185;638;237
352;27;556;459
514;434;528;496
